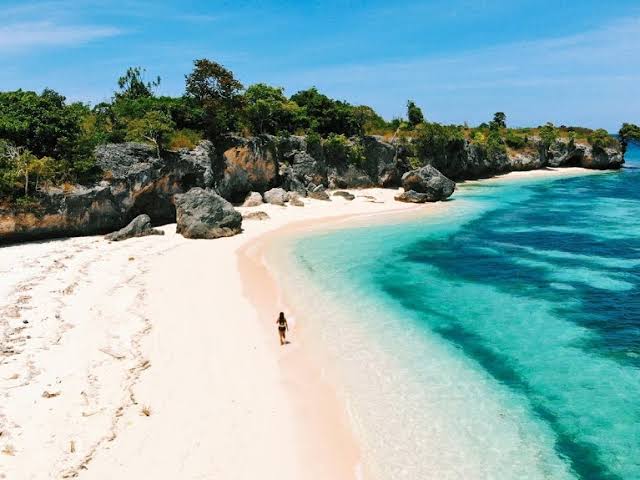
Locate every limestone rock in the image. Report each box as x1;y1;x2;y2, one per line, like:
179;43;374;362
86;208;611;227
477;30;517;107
394;190;432;203
288;192;305;207
175;188;242;239
263;187;289;206
242;191;263;207
401;165;455;201
333;191;355;200
242;211;270;221
307;185;330;201
105;214;164;241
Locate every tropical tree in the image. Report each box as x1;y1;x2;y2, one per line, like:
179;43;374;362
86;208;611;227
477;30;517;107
126;111;176;157
539;122;558;153
619;123;640;154
243;83;302;135
490;112;507;129
407;100;425;127
115;67;160;101
185;59;244;138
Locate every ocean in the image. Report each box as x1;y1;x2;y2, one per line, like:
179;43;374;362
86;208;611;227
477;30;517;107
276;142;640;480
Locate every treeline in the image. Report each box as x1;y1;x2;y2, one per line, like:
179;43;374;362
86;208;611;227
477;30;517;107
1;58;639;202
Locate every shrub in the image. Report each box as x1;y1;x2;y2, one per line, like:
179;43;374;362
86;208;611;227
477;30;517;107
505;130;527;149
588;129;618;150
169;129;202;150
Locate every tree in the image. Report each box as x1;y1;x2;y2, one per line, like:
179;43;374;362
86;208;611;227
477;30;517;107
539;122;558;153
490;112;507;129
115;67;160;101
588;129;617;150
126;111;175;157
407;100;424;127
414;122;465;170
290;87;363;136
619;123;640;154
243;83;302;135
185;59;244;138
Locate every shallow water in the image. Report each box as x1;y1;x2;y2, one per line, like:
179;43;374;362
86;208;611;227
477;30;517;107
283;144;640;480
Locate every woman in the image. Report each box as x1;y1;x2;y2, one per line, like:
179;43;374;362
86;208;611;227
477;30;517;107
276;312;289;345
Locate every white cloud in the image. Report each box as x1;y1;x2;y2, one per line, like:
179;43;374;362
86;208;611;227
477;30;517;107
0;21;121;52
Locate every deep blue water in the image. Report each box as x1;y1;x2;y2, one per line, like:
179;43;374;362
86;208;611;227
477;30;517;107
287;143;640;479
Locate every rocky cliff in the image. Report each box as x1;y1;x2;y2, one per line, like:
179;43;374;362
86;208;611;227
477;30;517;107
0;134;624;244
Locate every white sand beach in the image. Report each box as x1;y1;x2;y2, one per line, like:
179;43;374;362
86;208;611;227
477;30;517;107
0;167;602;480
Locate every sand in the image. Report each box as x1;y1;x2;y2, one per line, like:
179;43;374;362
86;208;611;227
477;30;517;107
0;168;603;480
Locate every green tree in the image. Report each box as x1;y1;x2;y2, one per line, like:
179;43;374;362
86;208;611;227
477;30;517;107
115;67;160;101
126;111;176;157
407;100;424;127
588;129;617;150
490;112;507;129
539;122;559;153
414;122;465;167
290;87;363;136
243;83;302;135
185;59;244;138
619;123;640;154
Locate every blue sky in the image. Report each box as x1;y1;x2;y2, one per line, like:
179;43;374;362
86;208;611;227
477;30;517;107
1;0;639;130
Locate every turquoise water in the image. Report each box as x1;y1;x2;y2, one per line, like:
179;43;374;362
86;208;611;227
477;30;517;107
284;144;640;479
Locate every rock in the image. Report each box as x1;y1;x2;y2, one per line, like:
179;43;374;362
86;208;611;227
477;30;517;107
288;192;305;207
582;146;624;169
263;187;289;206
242;191;263;207
395;190;433;203
105;214;164;241
175;188;242;239
216;135;279;203
242;211;270;221
362;136;407;187
328;165;374;189
509;151;546;170
333;191;355;200
307;185;331;201
280;150;327;193
401;165;456;201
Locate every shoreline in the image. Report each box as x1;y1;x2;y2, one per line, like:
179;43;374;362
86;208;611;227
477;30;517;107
0;167;608;479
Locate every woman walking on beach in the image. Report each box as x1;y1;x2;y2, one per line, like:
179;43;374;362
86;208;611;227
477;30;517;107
276;312;289;345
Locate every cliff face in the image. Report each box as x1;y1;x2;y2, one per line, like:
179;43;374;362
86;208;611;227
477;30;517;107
0;135;625;244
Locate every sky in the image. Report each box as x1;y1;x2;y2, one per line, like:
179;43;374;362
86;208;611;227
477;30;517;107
1;0;639;131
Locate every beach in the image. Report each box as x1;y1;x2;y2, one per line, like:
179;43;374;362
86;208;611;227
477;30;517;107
0;167;605;480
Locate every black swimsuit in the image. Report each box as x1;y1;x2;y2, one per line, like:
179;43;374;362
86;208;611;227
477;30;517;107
278;319;287;331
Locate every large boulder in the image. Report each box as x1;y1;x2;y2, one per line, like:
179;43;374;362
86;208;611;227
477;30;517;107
280;150;327;194
509;151;546;171
400;165;456;201
362;135;407;187
105;214;164;241
175;188;242;239
328;165;375;189
263;187;289;206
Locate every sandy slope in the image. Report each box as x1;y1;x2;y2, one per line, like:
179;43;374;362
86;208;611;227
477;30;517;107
0;169;601;480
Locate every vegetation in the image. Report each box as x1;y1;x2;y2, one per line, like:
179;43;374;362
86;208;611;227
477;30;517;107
0;59;627;203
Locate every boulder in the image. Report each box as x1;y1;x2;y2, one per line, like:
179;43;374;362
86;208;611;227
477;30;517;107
175;188;242;239
288;192;305;207
328;165;374;189
242;191;263;207
242;211;270;221
105;214;164;241
307;185;331;201
394;190;432;203
509;151;546;171
333;191;355;201
280;150;327;193
263;187;289;206
401;165;456;201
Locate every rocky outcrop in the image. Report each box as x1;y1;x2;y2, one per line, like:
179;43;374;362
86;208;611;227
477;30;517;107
400;165;456;202
242;191;263;207
104;214;164;241
582;146;624;169
263;187;289;206
1;141;216;244
175;188;242;239
216;135;280;203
